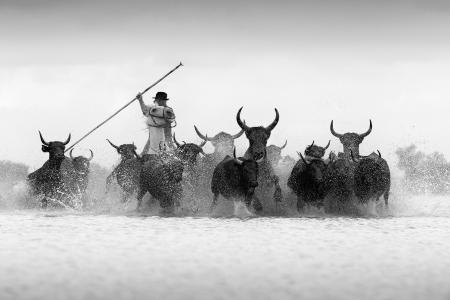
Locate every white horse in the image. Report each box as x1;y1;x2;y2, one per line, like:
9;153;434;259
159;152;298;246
141;104;176;155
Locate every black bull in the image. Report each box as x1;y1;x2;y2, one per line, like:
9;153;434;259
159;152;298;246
137;152;184;212
27;131;93;207
69;148;94;195
106;139;142;202
287;142;330;212
351;151;391;205
236;107;282;211
322;152;390;213
210;151;259;211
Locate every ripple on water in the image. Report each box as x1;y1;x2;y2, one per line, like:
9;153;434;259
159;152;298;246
0;211;450;300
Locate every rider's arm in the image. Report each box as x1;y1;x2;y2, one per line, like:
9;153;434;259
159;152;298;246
136;93;148;116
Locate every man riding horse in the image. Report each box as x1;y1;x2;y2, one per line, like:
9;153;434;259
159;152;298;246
137;91;176;154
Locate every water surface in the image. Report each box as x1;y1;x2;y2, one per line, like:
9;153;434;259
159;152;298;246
1;208;449;300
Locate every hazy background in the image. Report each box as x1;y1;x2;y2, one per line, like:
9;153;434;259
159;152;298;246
1;0;450;170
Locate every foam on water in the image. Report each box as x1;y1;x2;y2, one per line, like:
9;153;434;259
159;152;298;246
0;212;449;300
1;172;450;299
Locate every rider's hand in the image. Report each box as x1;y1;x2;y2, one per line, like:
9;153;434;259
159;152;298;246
136;93;143;101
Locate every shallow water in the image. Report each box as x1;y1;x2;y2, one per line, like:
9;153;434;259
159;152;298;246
1;205;450;300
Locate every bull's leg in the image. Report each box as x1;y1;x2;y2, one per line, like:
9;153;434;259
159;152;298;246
121;192;130;203
105;172;115;194
272;175;283;203
384;181;391;208
274;184;282;203
297;195;305;213
41;197;48;209
252;195;263;212
209;193;219;212
136;189;146;211
244;189;255;208
384;191;389;208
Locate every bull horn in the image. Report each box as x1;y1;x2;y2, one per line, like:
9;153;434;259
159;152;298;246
106;139;119;150
173;133;182;148
350;150;359;163
199;138;207;148
298;152;309;165
232;128;245;139
88;149;94;161
132;149;141;160
330;121;343;138
280;140;287;150
69;148;75;159
377;150;381;158
310;140;315;147
324;140;331;150
194;125;213;141
39;131;49;146
265;108;279;132
359;120;372;138
63;134;71;145
236;107;250;132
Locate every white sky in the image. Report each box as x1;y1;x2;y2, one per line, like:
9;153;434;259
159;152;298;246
1;0;450;169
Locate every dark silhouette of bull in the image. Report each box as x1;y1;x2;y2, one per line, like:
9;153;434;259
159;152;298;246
194;125;244;160
322;156;356;214
136;150;184;213
236;107;282;212
106;139;142;202
330;120;372;160
69;148;94;197
27;131;71;207
210;149;259;211
351;150;391;206
193;126;245;200
287;142;330;212
172;133;206;167
322;121;373;213
266;140;287;168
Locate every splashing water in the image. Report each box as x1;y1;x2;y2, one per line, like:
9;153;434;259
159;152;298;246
1;166;450;300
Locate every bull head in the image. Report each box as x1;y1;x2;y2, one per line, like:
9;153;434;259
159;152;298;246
106;139;136;160
330;120;372;159
69;149;94;161
39;131;71;159
69;148;94;173
266;140;287;166
304;140;330;159
297;152;325;181
236;107;279;162
173;132;206;164
194;125;243;157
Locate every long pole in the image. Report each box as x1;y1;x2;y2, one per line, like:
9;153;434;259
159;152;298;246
65;62;183;152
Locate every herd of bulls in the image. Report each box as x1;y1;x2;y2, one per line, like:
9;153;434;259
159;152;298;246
26;107;390;215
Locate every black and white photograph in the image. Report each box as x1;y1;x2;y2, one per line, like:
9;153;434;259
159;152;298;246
1;0;449;299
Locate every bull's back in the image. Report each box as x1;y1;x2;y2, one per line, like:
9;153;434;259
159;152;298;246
141;157;183;189
116;158;142;189
287;160;305;192
211;157;242;198
324;159;354;198
354;158;390;201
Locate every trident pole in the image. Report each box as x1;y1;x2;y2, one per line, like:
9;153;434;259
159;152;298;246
65;62;183;153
